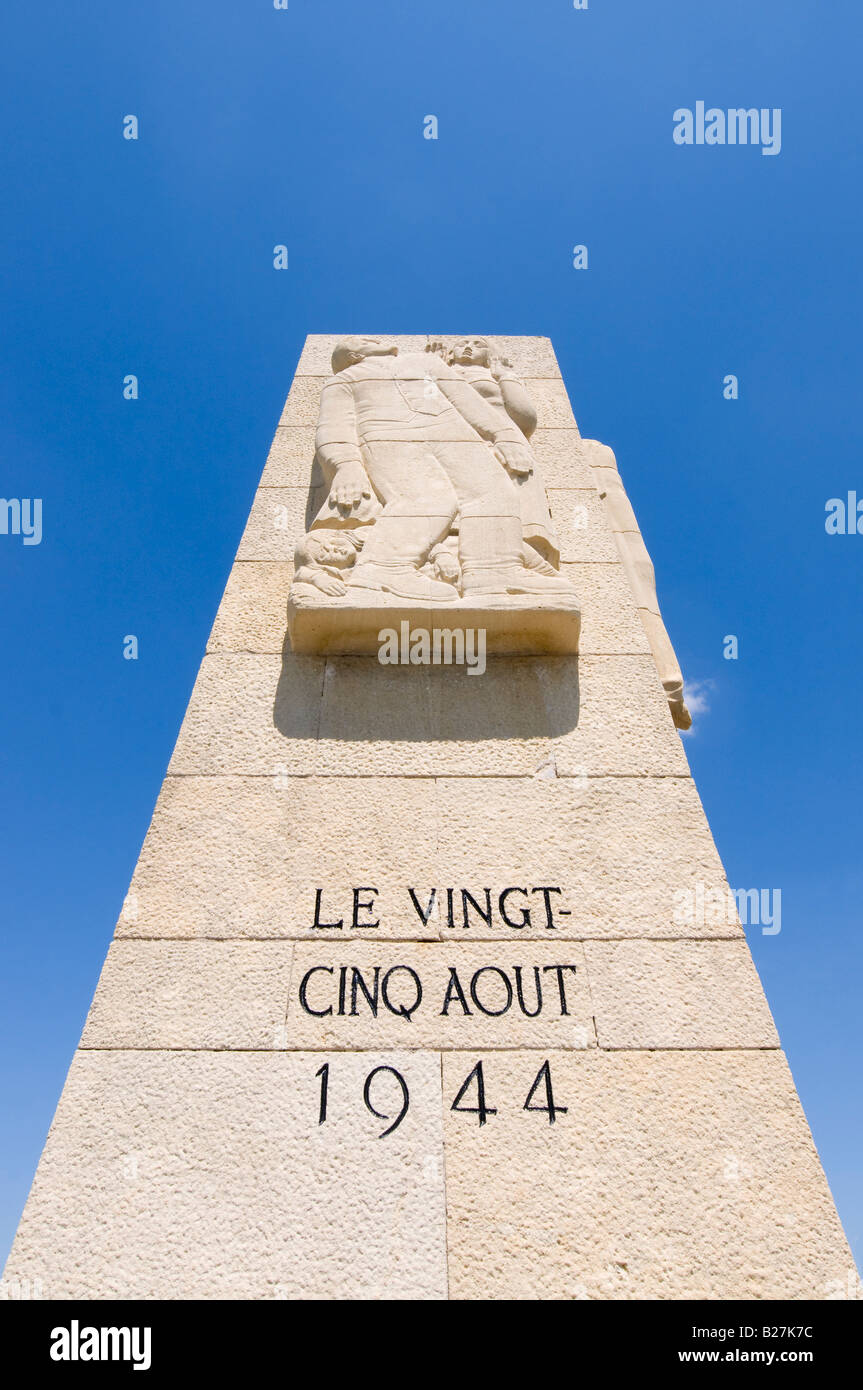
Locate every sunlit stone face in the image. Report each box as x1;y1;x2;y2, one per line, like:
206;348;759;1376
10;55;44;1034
451;336;491;367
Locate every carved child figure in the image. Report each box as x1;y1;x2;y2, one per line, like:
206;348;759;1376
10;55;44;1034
293;529;363;596
425;535;462;588
428;336;560;566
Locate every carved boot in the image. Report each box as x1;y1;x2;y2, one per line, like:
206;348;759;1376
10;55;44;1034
459;515;522;597
459;518;577;599
348;560;458;602
460;563;575;598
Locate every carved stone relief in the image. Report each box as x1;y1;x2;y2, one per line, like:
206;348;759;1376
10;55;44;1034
287;336;581;656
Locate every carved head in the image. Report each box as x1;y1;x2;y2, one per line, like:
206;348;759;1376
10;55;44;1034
449;336;492;368
296;529;362;570
331;336;398;374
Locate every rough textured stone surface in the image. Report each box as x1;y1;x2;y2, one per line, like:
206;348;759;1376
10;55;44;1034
531;431;600;488
443;1050;854;1300
582;437;692;729
548;490;621;562
567;658;689;774
279;376;327;427
562;563;650;654
525;378;579;429
6;1050;447;1300
259;427;320;489
116;776;441;940
543;655;691;777
81;942;294;1050
115;774;734;942
285;943;593;1051
236;487;317;562
432;776;738;938
584;940;778;1048
166;653;323;777
65;937;780;1057
318;654;688;778
316;657;550;776
207;562;294;653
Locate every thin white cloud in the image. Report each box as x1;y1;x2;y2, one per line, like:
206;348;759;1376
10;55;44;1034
681;678;713;732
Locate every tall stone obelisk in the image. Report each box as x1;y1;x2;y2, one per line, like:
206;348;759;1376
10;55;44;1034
4;336;857;1300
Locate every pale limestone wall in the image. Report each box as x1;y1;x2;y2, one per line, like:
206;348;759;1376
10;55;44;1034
4;336;857;1301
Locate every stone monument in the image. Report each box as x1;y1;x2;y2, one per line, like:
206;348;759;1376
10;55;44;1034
4;335;857;1300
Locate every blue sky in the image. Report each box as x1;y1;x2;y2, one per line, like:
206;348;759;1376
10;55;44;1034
1;0;861;1267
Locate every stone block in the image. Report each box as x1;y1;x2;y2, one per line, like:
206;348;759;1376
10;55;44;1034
259;428;319;488
443;1049;854;1300
236;488;318;562
584;940;778;1048
433;776;738;939
531;431;598;488
526;378;580;430
548;489;620;562
6;1050;447;1300
116;775;441;940
81;941;294;1049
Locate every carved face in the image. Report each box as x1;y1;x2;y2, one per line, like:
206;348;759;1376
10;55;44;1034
355;336;398;359
451;337;491;368
307;533;357;568
331;335;399;373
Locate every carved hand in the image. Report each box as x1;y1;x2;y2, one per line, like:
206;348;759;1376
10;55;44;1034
488;353;514;381
312;572;348;596
433;551;461;583
493;440;534;478
329;462;371;511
